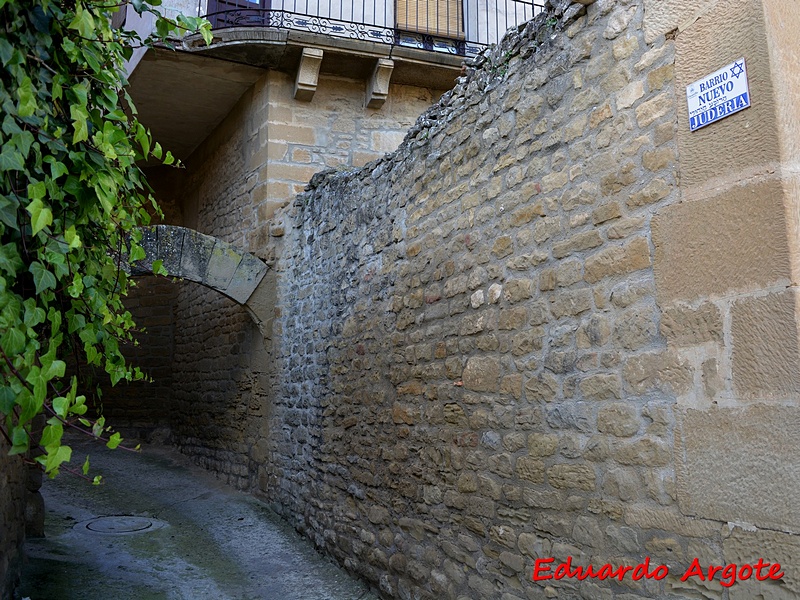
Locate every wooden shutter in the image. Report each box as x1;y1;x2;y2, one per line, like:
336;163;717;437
396;0;464;39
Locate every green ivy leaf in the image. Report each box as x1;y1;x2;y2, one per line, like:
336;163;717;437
9;425;29;455
0;146;25;171
106;432;122;450
0;327;25;356
29;261;57;294
70;104;89;144
0;195;19;230
64;226;82;249
152;259;167;276
0;386;15;414
0;37;13;66
44;444;71;475
0;243;24;276
52;396;69;419
41;421;64;447
26;198;53;235
17;77;37;117
68;4;95;39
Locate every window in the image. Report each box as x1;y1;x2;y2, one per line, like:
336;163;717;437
396;0;464;40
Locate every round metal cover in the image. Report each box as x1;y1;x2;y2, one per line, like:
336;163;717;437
77;516;167;535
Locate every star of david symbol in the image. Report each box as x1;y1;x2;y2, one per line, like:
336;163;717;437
730;61;745;79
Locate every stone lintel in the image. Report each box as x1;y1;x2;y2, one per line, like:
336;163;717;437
226;253;270;304
366;58;394;109
134;226;159;274
294;47;323;102
204;242;243;291
178;228;215;283
155;224;185;275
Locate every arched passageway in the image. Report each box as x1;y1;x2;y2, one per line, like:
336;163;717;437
131;225;272;336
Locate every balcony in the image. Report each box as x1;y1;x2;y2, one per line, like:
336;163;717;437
124;0;544;161
199;0;546;56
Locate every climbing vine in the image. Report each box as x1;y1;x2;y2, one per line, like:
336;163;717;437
0;0;210;480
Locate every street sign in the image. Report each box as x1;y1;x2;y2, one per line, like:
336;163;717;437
686;58;751;132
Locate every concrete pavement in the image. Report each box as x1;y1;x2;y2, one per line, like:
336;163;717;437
16;435;380;600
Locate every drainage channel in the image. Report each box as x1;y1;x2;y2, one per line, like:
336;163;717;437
75;515;168;535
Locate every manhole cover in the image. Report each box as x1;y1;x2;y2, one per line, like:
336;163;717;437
76;516;167;535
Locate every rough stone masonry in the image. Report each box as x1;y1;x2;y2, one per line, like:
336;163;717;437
88;0;800;599
257;0;800;599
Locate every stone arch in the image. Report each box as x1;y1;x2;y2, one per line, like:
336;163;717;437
130;225;272;336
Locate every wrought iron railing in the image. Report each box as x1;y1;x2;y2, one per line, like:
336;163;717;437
197;0;545;55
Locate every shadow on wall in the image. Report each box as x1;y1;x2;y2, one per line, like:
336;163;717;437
103;225;278;491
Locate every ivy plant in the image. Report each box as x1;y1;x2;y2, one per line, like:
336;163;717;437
0;0;210;481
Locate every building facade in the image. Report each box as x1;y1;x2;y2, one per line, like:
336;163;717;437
6;0;800;598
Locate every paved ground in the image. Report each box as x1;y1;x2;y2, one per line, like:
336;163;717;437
16;435;380;600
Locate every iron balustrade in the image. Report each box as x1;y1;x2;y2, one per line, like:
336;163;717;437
198;0;545;55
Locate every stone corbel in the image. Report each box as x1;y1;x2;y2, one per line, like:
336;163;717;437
366;58;394;109
294;48;323;102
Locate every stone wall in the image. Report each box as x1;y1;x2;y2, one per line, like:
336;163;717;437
266;1;800;599
103;276;179;437
97;0;800;598
0;439;25;600
136;68;441;486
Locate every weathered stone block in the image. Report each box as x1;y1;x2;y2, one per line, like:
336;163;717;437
615;438;670;467
591;202;621;225
492;236;514;258
547;464;596;491
616;80;644;109
524;374;558;402
660;301;722;346
392;403;415;425
155;224;185;276
204;242;243;291
576;314;611;348
226;253;269;304
600;163;636;196
462;357;500;392
677;404;800;532
603;469;641;503
623;350;693;396
550;288;593;318
624;505;718;539
723;527;800;599
498;306;527;330
613;306;657;350
584;236;651;283
368;505;390;525
627;178;671;208
516;456;545;483
527;433;558;457
607;216;645;240
579;373;621;400
552;230;603;258
511;328;543;356
597;403;639;437
731;289;800;400
503;279;534;303
635;92;672;127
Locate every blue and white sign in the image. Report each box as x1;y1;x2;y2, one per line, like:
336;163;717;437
686;58;751;131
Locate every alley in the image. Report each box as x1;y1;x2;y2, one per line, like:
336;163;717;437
16;435;379;600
